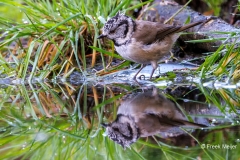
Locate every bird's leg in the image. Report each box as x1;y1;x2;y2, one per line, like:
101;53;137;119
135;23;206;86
133;64;146;80
150;61;158;80
149;68;156;80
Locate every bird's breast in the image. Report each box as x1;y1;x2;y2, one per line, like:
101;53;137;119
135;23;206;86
115;34;179;64
115;40;154;64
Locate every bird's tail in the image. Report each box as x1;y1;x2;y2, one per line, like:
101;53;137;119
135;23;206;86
177;17;214;33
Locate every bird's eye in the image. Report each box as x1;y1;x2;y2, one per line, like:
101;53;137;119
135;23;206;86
110;30;115;34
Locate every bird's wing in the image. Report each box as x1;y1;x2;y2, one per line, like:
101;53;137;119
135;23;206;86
156;20;208;40
155;26;181;41
133;20;181;44
156;115;207;128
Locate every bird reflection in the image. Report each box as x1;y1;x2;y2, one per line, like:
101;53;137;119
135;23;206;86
102;87;206;149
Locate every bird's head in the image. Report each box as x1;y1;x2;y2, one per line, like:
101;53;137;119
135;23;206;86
98;12;135;45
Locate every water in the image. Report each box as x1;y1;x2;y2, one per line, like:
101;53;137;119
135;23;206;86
0;63;239;159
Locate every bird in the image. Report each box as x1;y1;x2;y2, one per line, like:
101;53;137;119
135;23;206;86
98;12;210;80
101;87;207;149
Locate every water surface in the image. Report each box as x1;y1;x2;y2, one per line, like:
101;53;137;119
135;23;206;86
0;72;239;159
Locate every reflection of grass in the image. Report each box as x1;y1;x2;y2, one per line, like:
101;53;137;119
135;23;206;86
0;83;239;159
137;126;240;159
4;83;114;160
0;83;153;159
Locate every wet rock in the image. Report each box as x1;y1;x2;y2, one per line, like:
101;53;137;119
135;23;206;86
142;0;240;52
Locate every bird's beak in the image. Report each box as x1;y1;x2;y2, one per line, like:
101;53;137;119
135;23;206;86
97;34;106;39
101;123;109;128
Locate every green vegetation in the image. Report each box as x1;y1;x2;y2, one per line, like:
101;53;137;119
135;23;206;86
0;0;240;159
0;0;24;24
0;0;149;81
0;0;239;82
203;0;226;16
